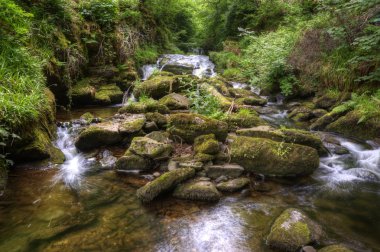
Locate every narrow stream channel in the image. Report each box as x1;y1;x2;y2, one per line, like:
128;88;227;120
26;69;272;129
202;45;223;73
0;54;379;252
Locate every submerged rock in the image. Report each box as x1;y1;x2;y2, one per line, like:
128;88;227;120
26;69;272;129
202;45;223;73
75;122;122;151
216;178;250;192
167;113;228;143
205;164;244;179
230;136;319;177
136;168;196;202
173;180;221;201
159;92;189;110
267;208;322;251
318;244;353;252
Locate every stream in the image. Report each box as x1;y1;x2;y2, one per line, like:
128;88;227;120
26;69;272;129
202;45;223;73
0;55;379;252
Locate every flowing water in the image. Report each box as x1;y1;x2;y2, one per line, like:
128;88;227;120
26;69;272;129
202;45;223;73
1;55;380;252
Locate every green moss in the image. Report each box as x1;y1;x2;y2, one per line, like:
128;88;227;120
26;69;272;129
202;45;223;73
145;112;168;129
319;245;353;252
173;180;221;202
80;112;95;124
133;75;189;99
167;113;228;143
94;84;123;105
136;168;196;202
235;96;267;106
194;134;220;155
280;128;327;155
129;137;173;160
118;115;146;135
223;112;267;131
119;100;170;114
267;208;322;252
230;136;319;177
115;152;152;171
75;123;122;151
326;110;380;140
207;77;231;97
71;78;96;106
159;93;189;110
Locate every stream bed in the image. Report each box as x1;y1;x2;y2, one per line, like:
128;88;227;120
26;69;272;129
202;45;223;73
0;55;379;252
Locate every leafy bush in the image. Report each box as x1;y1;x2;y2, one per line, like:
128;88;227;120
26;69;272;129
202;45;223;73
187;86;225;119
134;45;159;67
80;0;119;30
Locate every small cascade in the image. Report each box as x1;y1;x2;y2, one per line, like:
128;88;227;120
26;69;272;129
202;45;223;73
317;136;380;186
140;54;216;80
53;125;87;188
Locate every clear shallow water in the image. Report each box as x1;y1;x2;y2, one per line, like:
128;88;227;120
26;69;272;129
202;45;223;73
2;60;380;251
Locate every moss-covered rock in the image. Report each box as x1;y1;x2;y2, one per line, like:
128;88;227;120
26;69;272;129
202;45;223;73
146;131;171;143
94;84;124;105
267;208;322;252
310;107;350;131
133;75;192;99
326;110;380;140
71;78;96;106
207;77;231;97
288;106;314;122
136;168;196;202
228;88;253;98
312;109;328;118
194;134;220;155
230;136;319;177
216;178;250;192
236;126;282;140
80;112;95;124
200;83;232;109
129;137;173;160
161;63;194;75
314;93;339;110
119;100;170;114
173;180;221;201
159;93;189;110
115;152;152;171
235;96;267;106
167;113;228;143
118;114;146;135
318;245;353;252
75;122;122;151
145;112;168;129
223;112;267;131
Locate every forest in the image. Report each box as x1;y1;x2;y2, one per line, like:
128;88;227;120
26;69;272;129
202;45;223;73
0;0;379;251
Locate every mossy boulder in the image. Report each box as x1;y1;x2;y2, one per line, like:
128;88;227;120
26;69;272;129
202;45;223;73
312;109;328;118
230;136;319;177
133;75;192;99
75;122;122;151
216;178;250;192
280;128;327;155
161;62;194;75
129;137;173;160
236;126;283;140
80;112;95;124
288;106;314;122
223;112;267;131
118;114;146;135
145;112;168;129
173;180;221;202
146;131;171;143
314;93;339;110
318;245;353;252
159;93;189;110
235;96;267;106
228;88;253;98
119;100;170;114
207;78;231;97
167;113;228;143
200;83;232;109
194;134;220;155
94;84;124;105
325;110;380;140
310;107;351;131
115;151;152;171
136;168;196;202
71;78;96;106
267;208;322;252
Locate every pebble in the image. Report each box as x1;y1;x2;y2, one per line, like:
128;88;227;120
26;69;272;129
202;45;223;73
153;172;161;177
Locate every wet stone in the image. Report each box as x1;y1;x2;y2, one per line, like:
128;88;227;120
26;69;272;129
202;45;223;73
205;164;244;179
